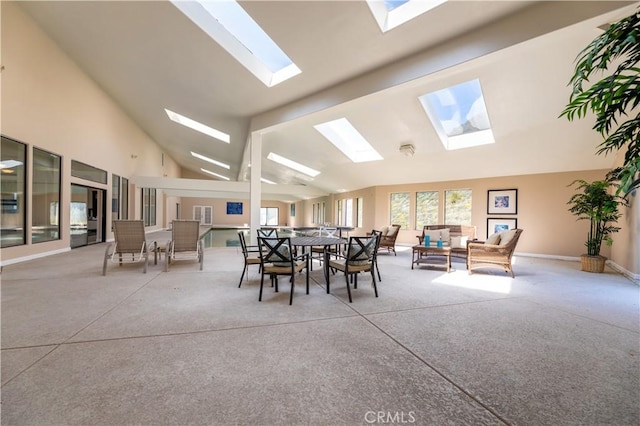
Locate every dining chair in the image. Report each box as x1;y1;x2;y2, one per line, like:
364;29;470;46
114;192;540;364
310;226;338;270
103;220;157;275
258;236;310;305
165;220;204;271
237;231;261;287
369;230;383;281
328;235;378;303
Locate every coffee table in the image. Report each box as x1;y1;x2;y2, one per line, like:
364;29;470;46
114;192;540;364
411;245;452;272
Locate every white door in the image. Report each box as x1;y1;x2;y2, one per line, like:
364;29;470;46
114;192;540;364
193;205;213;225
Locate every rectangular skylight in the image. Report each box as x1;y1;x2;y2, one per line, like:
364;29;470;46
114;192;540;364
171;1;301;87
165;109;230;143
267;152;320;177
261;177;277;185
200;168;230;181
191;151;230;169
367;0;447;32
419;79;495;150
314;118;383;163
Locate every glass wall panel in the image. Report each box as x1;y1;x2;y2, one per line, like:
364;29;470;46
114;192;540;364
32;148;61;243
112;174;120;220
390;192;410;229
0;136;26;248
141;188;156;226
416;191;439;230
71;160;107;184
444;189;472;224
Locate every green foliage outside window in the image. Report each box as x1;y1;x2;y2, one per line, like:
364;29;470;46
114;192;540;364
390;192;410;229
445;189;472;224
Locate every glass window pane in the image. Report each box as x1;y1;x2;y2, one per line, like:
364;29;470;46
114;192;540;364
112;174;120;220
345;199;353;227
336;200;343;226
416;191;439;229
121;178;129;219
390;192;410;230
445;189;472;224
356;197;363;228
32;148;61;243
1;136;26;248
71;160;107;184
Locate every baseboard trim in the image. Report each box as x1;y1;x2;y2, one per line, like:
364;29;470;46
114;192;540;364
514;252;580;262
606;260;640;285
1;247;71;268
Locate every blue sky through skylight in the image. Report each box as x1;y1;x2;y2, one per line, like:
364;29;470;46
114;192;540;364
383;0;410;12
419;79;494;150
199;1;292;73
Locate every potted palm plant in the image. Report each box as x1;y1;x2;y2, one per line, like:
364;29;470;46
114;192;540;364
567;178;625;272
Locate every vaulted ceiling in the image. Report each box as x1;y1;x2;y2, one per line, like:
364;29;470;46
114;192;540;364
19;1;639;200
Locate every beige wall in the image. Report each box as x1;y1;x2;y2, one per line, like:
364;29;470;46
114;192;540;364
1;3;180;263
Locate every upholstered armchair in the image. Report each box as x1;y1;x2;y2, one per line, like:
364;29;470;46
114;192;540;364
467;229;523;277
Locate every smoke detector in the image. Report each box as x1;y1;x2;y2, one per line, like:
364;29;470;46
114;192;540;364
399;143;415;157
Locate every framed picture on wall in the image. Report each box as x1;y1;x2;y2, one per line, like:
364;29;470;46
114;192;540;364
226;202;243;215
487;189;517;214
487;218;517;238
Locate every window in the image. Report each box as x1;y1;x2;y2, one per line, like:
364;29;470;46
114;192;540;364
141;188;156;226
419;79;494;150
320;202;325;224
345;198;353;227
71;160;107;184
367;0;446;32
0;136;26;248
121;177;129;219
314;118;383;163
260;207;278;226
112;174;120;220
336;200;343;226
313;203;317;224
416;191;439;229
356;197;363;228
390;192;410;230
445;189;472;224
32;148;61;243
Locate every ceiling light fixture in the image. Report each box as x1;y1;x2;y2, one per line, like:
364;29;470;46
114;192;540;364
267;152;320;177
165;109;230;143
191;151;230;169
200;168;230;180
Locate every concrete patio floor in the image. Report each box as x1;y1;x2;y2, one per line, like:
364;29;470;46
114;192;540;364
1;240;639;425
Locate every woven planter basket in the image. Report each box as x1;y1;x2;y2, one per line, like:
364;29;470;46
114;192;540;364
580;255;606;273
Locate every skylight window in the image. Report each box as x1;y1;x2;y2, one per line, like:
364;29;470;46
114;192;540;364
172;0;301;87
314;118;383;163
267;152;320;177
367;0;447;32
191;151;230;169
419;79;495;151
261;177;277;185
200;168;230;181
165;109;230;143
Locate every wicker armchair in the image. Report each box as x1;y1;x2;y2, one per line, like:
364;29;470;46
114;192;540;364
467;229;523;277
377;224;401;256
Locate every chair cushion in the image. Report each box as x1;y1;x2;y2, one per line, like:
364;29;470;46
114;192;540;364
486;232;502;245
451;236;469;249
423;230;441;246
440;228;451;244
499;229;518;246
386;226;399;237
265;243;291;266
380;226;389;236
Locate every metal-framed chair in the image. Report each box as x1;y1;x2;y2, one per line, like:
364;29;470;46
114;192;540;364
165;220;204;272
258;236;309;305
328;235;379;303
238;231;261;287
103;220;157;275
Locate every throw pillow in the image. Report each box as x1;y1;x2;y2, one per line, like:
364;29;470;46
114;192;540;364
450;236;469;249
440;228;451;244
499;229;518;246
381;226;389;236
266;242;291;266
347;237;376;265
387;226;399;237
486;233;501;245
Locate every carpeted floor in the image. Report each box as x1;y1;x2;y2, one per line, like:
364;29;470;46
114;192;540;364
1;240;638;425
